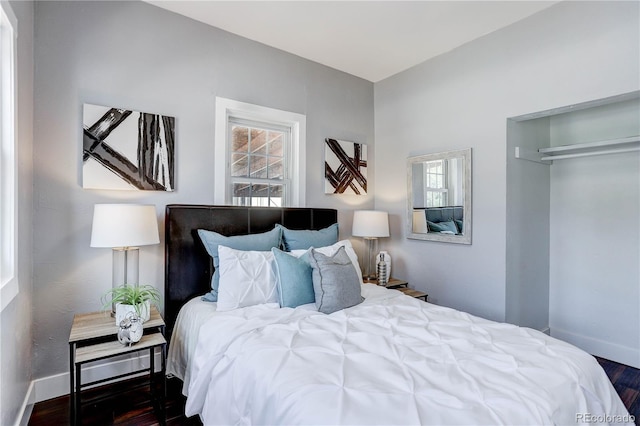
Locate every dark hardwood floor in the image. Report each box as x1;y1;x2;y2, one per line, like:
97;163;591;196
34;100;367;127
29;358;639;425
28;375;202;426
596;357;640;425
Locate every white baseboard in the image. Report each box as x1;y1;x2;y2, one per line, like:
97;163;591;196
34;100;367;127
16;381;34;426
551;327;640;368
31;350;164;404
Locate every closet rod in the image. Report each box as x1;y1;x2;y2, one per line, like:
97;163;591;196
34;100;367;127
539;135;640;154
540;147;640;161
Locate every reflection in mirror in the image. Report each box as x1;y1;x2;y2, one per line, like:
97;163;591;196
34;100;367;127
407;148;471;244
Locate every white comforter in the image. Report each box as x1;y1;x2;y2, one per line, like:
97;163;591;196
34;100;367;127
174;285;631;425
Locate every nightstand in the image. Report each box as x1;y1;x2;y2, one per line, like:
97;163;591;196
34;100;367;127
381;278;409;289
395;287;429;302
364;277;429;301
364;277;408;288
68;306;166;426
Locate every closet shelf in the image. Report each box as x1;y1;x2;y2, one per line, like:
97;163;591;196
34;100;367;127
515;135;640;164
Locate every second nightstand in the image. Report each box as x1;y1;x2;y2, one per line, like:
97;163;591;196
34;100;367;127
395;287;428;302
364;277;408;288
382;278;409;289
364;277;428;301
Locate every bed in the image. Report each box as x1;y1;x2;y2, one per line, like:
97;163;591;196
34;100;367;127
165;204;632;425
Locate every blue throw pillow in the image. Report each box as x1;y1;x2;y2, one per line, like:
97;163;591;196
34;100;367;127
197;227;282;302
276;223;339;251
271;248;315;308
455;219;463;234
427;220;458;234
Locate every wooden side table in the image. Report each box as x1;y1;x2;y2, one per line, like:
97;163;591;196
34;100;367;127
395;287;429;302
68;306;167;426
363;277;408;288
365;277;428;301
382;278;409;289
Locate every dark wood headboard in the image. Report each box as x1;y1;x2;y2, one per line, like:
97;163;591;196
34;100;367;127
164;204;338;337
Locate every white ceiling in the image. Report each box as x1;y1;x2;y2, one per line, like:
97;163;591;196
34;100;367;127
146;1;559;82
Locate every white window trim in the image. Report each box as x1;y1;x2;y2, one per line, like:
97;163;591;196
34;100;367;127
214;97;306;207
423;159;449;207
0;0;18;311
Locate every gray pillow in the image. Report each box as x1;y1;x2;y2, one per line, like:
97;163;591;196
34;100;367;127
308;246;363;314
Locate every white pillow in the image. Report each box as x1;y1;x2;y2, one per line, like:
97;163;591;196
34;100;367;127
216;245;279;312
292;240;363;284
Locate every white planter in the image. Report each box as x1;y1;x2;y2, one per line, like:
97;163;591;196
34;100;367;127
115;300;150;325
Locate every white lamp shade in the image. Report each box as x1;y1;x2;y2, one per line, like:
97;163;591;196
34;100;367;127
352;210;390;238
90;204;160;248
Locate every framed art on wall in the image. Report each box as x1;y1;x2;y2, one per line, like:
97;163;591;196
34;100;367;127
82;103;175;191
324;138;367;194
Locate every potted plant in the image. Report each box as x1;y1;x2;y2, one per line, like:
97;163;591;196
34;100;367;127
102;284;160;325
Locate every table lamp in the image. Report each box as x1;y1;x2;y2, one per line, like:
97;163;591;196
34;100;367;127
90;204;159;314
352;210;390;281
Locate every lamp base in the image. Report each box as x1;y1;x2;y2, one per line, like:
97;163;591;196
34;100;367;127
362;237;379;281
112;247;140;315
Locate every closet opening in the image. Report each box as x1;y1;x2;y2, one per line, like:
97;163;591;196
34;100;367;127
506;91;640;368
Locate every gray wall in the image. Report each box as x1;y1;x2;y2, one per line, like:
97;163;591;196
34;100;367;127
33;1;373;382
374;1;639;322
1;1;34;424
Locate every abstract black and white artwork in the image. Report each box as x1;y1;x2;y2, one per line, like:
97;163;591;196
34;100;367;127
324;138;367;194
82;103;175;191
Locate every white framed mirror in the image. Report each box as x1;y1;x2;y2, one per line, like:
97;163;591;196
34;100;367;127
407;148;472;244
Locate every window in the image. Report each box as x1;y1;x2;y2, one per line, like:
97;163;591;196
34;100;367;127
215;97;306;207
424;159;448;207
229;119;288;207
0;0;18;311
